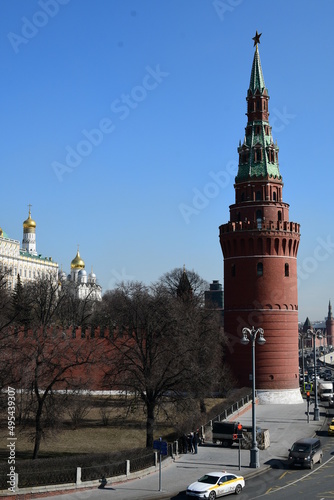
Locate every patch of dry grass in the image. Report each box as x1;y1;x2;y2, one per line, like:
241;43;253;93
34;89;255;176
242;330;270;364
0;396;225;461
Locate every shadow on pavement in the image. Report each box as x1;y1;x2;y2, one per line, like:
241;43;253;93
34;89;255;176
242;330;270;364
170;490;187;499
317;429;329;437
264;458;288;469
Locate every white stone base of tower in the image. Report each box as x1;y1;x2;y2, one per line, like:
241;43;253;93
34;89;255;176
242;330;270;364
257;388;303;404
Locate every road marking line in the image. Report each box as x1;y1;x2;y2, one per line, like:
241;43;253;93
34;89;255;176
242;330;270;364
251;456;334;498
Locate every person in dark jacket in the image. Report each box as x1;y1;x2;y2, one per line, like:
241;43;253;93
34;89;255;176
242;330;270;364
187;432;194;453
193;431;198;454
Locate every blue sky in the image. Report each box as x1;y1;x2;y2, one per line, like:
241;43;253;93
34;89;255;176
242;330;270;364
1;0;334;323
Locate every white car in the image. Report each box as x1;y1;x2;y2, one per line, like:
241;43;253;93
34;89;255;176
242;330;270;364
186;471;245;499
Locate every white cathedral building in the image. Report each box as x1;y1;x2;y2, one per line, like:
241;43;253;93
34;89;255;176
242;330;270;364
58;248;102;301
0;207;102;301
0;207;58;288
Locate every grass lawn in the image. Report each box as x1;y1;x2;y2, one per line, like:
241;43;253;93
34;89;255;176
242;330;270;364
0;395;226;461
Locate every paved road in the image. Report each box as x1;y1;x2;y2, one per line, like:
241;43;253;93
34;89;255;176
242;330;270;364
36;399;327;500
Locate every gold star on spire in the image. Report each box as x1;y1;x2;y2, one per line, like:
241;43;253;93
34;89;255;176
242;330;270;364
252;30;262;47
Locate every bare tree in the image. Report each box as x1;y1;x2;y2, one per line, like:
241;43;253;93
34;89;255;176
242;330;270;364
55;282;95;330
13;328;103;458
5;274;104;458
101;278;223;448
23;273;63;329
158;267;208;303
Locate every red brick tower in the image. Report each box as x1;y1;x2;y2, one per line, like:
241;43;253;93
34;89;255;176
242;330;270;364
219;33;301;403
326;301;334;346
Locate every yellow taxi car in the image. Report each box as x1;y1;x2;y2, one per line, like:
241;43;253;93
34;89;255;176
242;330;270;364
186;471;245;499
328;418;334;436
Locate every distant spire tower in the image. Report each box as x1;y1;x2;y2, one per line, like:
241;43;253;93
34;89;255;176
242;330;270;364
326;300;334;346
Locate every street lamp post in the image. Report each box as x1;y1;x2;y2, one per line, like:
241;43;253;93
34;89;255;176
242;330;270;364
241;326;266;468
307;328;322;421
299;331;307;390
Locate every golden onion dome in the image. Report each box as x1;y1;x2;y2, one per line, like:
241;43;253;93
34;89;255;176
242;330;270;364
71;249;85;270
23;208;36;229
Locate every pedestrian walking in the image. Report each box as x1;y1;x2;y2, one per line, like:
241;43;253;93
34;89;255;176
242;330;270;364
193;431;198;454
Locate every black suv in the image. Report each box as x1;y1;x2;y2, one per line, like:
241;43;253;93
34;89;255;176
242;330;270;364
288;438;323;469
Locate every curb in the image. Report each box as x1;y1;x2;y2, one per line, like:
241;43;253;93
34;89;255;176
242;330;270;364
0;459;174;498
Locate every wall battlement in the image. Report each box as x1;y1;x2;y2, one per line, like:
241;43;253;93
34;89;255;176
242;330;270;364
220;219;300;234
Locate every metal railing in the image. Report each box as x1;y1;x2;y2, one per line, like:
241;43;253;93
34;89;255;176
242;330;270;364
172;390;253;454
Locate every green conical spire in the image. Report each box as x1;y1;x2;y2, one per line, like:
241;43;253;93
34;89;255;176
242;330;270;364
249;45;266;95
235;36;282;182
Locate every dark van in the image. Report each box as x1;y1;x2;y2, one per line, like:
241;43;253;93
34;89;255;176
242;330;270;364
288;438;323;469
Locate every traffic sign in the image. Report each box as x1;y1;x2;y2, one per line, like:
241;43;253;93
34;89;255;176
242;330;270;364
160;441;168;455
153;439;168;455
153;440;161;450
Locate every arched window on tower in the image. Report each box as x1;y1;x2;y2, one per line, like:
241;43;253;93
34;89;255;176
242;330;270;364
231;264;236;277
285;263;289;277
260;148;263;159
257;262;263;276
282;239;287;255
278;210;282;221
256;209;262;229
274;238;279;255
256;191;261;200
273;192;277;201
269;149;274;162
241;192;245;202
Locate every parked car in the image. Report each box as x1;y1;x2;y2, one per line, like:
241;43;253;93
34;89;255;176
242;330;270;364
288;438;323;469
186;471;245;498
328;418;334;436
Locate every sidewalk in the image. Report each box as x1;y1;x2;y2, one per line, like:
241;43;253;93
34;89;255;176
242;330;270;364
36;399;326;500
